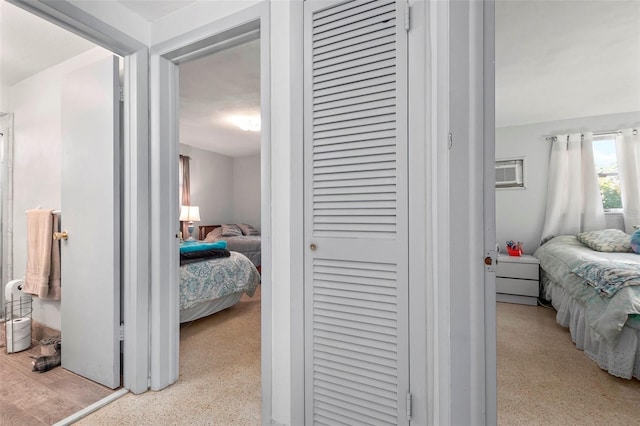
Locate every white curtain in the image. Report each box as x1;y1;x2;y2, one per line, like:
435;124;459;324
616;129;640;233
540;132;605;243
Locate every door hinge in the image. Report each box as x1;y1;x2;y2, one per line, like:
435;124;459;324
119;87;124;102
448;132;453;150
404;3;411;32
406;392;412;421
119;323;125;341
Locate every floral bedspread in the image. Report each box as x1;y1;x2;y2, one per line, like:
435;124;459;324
572;261;640;298
534;236;640;343
179;251;260;311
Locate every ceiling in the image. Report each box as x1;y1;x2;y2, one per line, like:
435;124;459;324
0;1;96;87
496;0;640;128
2;1;638;143
117;0;195;22
179;39;261;157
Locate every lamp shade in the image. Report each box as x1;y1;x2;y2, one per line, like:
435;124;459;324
179;205;200;222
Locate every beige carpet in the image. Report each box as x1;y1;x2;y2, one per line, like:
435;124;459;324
78;287;261;425
498;301;640;425
77;292;640;425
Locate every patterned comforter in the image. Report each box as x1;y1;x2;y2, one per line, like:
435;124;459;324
179;251;260;311
534;236;640;343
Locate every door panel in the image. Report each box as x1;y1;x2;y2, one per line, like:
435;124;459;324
304;1;409;424
61;56;120;389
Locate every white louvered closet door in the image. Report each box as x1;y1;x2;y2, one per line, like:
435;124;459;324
304;1;409;424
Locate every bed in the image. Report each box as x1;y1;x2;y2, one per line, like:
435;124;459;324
180;246;260;323
198;224;261;271
533;234;640;379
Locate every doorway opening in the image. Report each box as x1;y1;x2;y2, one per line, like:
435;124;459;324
0;1;128;422
175;37;263;421
494;1;640;423
149;4;271;423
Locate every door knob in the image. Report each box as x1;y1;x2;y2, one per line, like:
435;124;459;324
310;243;317;251
53;231;69;241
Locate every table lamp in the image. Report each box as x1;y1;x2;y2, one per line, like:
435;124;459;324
179;205;200;241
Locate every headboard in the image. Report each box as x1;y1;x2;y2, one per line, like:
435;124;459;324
198;225;221;240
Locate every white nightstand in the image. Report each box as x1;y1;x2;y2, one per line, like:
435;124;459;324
496;254;540;306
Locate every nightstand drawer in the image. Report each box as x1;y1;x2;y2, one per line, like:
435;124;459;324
496;277;538;297
497;262;538;280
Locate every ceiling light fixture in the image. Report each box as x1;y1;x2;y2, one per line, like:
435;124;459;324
229;115;261;132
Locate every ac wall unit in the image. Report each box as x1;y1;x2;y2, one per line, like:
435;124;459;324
495;159;525;189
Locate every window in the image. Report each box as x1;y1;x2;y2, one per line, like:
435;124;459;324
593;136;622;210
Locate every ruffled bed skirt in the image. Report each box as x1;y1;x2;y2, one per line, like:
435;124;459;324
545;282;640;380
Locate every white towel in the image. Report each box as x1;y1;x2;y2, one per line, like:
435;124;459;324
23;209;54;298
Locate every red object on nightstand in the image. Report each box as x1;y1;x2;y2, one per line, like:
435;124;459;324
507;247;521;256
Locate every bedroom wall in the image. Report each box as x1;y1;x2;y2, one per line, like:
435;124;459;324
232;154;261;230
0;84;9;112
179;143;234;226
496;111;640;255
9;47;111;330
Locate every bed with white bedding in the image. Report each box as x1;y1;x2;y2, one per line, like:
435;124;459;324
179;250;260;323
533;235;640;379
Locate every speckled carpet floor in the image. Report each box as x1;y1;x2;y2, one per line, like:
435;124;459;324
75;293;640;425
78;287;261;425
497;301;640;425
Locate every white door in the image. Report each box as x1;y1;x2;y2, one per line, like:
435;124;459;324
304;1;410;424
61;56;120;389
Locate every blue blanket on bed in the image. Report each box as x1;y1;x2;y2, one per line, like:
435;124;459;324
180;240;227;253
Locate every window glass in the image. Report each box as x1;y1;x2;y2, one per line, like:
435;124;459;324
593;137;622;210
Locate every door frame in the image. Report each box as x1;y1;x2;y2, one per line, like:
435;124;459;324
8;0;150;394
148;2;272;423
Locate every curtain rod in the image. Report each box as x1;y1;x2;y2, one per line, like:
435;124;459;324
545;128;638;141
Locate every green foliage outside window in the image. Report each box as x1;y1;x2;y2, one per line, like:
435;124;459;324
599;176;622;209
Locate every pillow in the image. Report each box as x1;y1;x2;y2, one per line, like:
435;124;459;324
576;229;633;253
203;227;222;242
237;223;260;236
631;229;640;254
221;223;243;237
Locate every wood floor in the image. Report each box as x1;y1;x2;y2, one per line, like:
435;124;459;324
0;332;116;425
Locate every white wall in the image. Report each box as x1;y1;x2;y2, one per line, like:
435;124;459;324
232;154;260;229
178;144;234;225
179;145;261;230
496;111;640;254
9;47;111;330
0;84;9;112
150;0;261;46
69;0;150;46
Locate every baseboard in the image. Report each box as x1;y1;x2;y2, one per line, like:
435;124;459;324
31;320;60;342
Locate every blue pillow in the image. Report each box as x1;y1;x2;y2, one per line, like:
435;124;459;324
631;229;640;254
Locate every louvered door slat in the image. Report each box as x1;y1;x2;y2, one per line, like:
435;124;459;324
314;0;392;29
314;138;395;153
313;3;395;41
314;56;396;82
305;1;408;424
313;74;395;98
314;83;395;107
315;46;396;76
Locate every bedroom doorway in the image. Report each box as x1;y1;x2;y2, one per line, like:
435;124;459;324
493;1;640;423
149;4;271;421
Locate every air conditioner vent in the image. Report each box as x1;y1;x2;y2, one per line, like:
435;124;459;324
495;158;525;189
